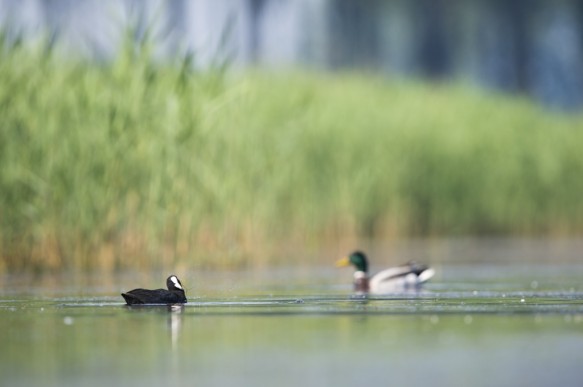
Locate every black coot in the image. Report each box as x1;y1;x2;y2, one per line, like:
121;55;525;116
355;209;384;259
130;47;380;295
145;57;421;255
121;275;187;305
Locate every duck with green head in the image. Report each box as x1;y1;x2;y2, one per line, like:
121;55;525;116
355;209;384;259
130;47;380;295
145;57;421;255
336;251;435;294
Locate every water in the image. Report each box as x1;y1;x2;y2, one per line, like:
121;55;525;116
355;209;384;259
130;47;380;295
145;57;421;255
1;260;582;387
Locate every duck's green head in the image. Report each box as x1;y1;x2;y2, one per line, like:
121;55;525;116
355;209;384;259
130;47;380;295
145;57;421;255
335;251;368;273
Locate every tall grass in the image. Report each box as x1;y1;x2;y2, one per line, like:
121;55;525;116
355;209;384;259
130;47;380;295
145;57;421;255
1;41;583;272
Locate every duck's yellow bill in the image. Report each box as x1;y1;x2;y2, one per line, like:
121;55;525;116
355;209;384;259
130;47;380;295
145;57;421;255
335;256;350;267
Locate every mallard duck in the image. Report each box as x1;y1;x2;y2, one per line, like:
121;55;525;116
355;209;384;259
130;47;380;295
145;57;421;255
121;275;187;305
336;251;435;294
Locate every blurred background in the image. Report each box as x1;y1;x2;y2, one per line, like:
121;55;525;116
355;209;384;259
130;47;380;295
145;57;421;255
1;0;583;273
3;0;583;109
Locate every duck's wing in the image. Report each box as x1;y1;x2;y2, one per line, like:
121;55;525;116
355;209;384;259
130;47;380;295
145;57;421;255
369;266;415;289
417;267;435;283
369;264;435;293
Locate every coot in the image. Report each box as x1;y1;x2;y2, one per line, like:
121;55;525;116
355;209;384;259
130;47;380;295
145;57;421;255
121;275;187;305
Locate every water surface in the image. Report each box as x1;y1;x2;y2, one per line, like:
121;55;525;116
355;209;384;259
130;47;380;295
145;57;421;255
1;258;582;387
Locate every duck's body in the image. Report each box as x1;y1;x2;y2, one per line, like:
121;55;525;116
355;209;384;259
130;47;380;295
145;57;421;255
121;275;187;305
336;251;434;294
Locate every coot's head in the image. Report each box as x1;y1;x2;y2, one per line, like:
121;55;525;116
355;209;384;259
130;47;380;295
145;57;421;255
167;275;185;293
335;251;369;273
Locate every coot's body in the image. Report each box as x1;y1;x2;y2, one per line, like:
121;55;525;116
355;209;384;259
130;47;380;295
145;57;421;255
122;275;187;305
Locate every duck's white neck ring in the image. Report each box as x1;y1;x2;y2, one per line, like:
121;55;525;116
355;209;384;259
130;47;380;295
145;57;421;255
354;271;367;280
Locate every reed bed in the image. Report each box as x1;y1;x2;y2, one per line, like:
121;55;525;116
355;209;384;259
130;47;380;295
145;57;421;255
1;42;583;272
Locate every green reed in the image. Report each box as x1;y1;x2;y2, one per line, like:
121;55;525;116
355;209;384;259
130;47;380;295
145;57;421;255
1;42;583;272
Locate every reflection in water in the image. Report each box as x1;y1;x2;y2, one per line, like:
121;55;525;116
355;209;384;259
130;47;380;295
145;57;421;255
167;304;184;350
1;270;583;387
1;257;583;387
124;304;184;350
